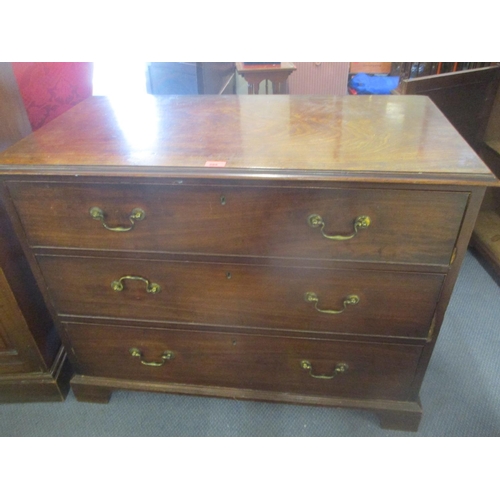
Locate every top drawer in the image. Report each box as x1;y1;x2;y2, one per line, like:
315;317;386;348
7;182;468;265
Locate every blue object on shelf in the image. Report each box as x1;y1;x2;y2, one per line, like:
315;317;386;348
349;73;400;95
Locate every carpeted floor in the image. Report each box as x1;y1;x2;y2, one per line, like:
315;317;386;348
1;250;499;437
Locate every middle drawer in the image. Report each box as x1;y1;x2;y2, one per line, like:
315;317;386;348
37;255;444;339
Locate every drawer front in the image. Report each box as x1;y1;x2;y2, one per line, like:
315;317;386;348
8;182;468;265
38;255;444;338
65;323;423;401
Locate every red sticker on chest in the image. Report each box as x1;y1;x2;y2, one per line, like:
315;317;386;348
205;161;227;167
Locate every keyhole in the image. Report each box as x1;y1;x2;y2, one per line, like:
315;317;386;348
220;195;226;205
226;272;232;279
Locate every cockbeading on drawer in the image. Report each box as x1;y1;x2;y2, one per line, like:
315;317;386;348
7;182;468;266
37;254;444;339
64;322;423;401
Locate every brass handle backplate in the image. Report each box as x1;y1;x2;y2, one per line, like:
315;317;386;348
90;207;145;232
111;276;161;293
301;360;348;379
308;214;371;240
129;347;174;367
304;292;359;314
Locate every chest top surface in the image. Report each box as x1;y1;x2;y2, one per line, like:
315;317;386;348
0;94;496;185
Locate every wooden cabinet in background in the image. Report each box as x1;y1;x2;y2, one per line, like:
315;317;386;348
0;195;71;402
0;62;71;402
472;82;500;278
394;64;500;279
395;65;500;152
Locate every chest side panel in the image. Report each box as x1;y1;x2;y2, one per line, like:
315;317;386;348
0;268;42;374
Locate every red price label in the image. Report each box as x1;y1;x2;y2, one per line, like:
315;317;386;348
205;161;227;167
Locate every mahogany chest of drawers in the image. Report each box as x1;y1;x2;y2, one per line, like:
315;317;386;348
0;95;496;430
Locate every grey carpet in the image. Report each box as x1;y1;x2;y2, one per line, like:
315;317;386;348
1;250;499;436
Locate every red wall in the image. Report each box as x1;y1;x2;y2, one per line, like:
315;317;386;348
11;62;93;131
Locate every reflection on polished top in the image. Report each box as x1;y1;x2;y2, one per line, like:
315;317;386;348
0;95;496;184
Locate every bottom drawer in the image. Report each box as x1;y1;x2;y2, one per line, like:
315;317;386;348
64;323;423;401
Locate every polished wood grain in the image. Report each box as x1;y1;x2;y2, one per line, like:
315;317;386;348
0;96;495;184
8;181;468;266
37;255;443;338
64;322;422;401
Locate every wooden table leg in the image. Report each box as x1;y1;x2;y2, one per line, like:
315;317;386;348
272;75;291;94
242;74;267;95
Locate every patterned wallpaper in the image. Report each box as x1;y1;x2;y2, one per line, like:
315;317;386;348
11;62;93;130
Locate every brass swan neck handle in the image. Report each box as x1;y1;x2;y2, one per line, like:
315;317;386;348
129;348;174;367
111;275;161;294
308;214;371;240
90;207;145;232
301;360;349;379
304;292;359;314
